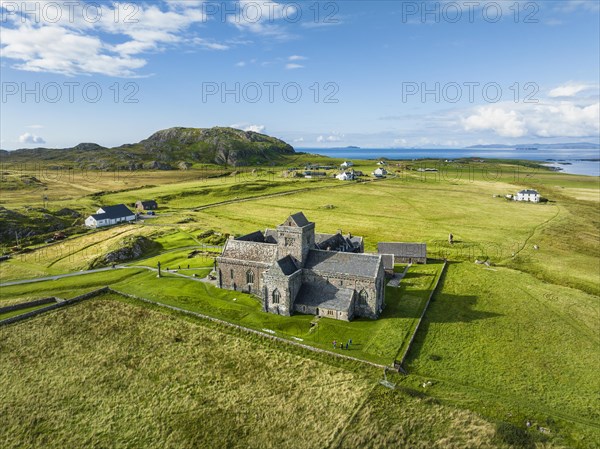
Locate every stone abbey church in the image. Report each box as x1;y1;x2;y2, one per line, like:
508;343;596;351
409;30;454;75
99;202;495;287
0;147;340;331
217;212;385;321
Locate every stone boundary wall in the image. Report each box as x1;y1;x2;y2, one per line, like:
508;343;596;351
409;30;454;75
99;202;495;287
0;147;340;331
395;260;448;373
0;285;389;371
0;297;58;314
107;288;389;370
0;288;109;327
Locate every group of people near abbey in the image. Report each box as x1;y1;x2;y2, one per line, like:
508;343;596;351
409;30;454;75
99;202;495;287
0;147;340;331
216;212;386;321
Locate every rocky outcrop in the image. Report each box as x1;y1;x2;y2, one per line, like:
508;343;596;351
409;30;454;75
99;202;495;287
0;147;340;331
89;236;160;268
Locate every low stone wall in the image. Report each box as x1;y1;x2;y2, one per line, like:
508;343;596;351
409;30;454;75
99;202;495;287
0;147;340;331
0;287;109;327
0;297;58;314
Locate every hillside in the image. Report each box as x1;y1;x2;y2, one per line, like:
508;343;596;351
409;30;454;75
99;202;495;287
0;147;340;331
0;127;295;169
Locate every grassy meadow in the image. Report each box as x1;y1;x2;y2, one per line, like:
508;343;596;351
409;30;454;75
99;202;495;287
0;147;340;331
0;296;568;449
1;156;598;448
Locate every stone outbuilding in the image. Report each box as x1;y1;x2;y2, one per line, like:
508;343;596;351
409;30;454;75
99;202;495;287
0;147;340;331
378;242;427;264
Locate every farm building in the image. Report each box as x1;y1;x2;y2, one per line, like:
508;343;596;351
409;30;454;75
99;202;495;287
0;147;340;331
85;205;136;228
336;171;355;181
373;167;388;178
135;200;158;211
515;189;541;203
377;242;427;264
217;212;385;321
340;161;354;168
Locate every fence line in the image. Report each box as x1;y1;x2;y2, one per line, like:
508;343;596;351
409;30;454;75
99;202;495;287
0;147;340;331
0;288;109;327
0;297;58;314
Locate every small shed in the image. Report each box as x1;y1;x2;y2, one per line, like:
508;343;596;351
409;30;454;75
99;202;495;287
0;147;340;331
135;200;158;211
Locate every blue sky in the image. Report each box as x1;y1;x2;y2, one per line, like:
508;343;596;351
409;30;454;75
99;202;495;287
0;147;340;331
1;0;599;149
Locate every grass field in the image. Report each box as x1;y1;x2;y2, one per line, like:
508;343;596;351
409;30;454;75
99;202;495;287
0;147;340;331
1;157;598;448
0;296;567;449
0;261;444;366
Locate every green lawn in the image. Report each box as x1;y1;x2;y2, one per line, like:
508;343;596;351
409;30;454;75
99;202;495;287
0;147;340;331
405;262;600;448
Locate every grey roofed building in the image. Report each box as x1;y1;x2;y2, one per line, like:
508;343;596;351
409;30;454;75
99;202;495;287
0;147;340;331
315;232;364;253
295;283;356;321
135;200;158;210
219;239;278;266
92;204;135;220
377;242;427;264
305;250;382;279
216;212;386;321
85;204;136;228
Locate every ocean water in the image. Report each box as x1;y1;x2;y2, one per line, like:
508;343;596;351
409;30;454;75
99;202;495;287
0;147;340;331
299;148;600;177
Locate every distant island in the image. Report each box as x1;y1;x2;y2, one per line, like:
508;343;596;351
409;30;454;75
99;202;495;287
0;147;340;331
466;142;600;150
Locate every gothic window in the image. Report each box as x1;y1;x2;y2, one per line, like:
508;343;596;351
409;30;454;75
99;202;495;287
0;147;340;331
359;289;368;304
285;237;294;247
272;289;281;304
246;270;254;284
230;269;234;280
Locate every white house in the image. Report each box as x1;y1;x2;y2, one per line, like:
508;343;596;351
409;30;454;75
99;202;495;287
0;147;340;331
340;161;354;168
336;171;355;181
377;160;387;166
515;189;541;203
85;204;136;228
373;167;388;178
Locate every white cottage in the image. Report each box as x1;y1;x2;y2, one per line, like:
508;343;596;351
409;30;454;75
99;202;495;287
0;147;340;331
373;167;388;178
85;204;136;228
340;161;354;168
336;171;355;181
515;189;541;203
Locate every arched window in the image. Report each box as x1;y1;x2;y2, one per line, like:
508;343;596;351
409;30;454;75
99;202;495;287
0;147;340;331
246;270;254;284
272;289;281;304
359;289;368;304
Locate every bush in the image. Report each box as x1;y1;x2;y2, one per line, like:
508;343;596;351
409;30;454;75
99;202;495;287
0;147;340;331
494;422;534;449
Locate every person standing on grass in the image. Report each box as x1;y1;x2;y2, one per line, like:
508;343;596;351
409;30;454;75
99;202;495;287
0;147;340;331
333;340;337;349
346;343;349;350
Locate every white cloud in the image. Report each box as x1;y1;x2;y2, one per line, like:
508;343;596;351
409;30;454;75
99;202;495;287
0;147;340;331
0;1;226;77
288;55;307;61
317;134;343;143
27;124;44;129
293;137;304;143
235;61;246;67
556;0;600;12
18;132;46;144
462;100;600;139
230;123;266;133
285;63;304;70
463;107;527;138
228;0;297;39
548;82;596;98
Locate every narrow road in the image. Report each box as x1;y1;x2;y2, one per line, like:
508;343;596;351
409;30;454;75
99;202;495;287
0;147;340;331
0;264;216;288
0;267;123;287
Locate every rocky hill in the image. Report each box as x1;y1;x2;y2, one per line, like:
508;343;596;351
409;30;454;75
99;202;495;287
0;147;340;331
0;127;295;169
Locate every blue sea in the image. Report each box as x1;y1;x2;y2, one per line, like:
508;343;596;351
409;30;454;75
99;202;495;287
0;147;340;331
298;148;600;177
